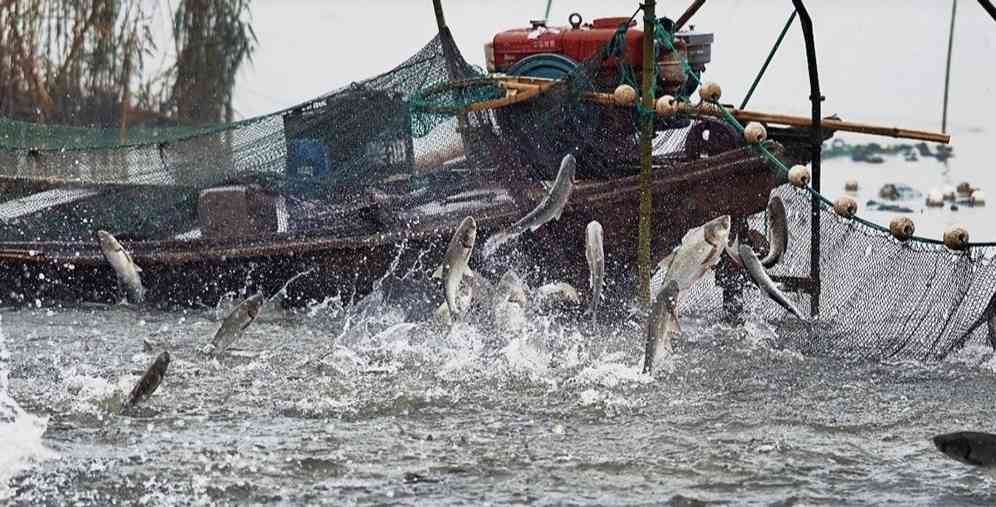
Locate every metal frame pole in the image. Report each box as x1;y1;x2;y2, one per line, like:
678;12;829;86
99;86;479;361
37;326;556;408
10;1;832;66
790;0;822;318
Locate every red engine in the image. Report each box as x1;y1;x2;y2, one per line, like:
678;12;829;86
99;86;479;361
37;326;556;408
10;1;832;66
486;14;713;97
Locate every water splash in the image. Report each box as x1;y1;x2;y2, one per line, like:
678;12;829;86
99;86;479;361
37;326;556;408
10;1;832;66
0;315;55;499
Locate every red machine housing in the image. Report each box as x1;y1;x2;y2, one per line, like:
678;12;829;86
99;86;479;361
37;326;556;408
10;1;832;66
488;15;713;96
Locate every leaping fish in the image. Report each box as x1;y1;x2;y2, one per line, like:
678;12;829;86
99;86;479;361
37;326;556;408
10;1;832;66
584;221;605;325
123;351;170;409
760;195;788;268
651;215;731;299
482;154;576;258
97;230;145;305
738;244;804;320
643;280;680;376
433;216;477;321
204;293;264;357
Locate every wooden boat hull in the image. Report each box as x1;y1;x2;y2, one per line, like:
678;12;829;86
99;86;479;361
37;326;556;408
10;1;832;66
0;145;783;309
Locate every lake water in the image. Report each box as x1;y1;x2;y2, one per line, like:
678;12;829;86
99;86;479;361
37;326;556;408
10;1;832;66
5;289;996;505
3;2;996;504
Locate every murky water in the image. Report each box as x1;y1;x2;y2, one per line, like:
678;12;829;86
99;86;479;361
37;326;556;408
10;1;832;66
5;276;996;505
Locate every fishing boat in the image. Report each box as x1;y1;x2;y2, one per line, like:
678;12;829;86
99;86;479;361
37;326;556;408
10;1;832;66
0;1;950;309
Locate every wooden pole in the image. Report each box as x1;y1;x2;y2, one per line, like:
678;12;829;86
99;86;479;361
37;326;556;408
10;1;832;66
638;0;656;307
675;0;706;31
942;0;957;134
431;0;473;164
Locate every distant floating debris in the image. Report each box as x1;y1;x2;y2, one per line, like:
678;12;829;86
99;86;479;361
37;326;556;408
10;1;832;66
926;189;945;207
822;139;954;163
877;183;922;201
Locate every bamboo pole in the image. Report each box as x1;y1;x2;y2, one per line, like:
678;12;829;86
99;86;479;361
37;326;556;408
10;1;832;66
942;0;957;134
675;0;706;31
485;76;951;144
638;0;655;307
591;91;951;143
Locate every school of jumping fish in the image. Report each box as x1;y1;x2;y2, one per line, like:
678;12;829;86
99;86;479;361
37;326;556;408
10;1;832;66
3;152;992;482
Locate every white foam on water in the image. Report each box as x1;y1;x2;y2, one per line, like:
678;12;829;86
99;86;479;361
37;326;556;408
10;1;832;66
0;315;55;500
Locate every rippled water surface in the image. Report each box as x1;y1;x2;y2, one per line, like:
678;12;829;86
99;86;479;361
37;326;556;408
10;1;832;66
5;288;996;505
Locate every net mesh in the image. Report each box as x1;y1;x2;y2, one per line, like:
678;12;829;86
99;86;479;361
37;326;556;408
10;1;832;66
0;22;988;361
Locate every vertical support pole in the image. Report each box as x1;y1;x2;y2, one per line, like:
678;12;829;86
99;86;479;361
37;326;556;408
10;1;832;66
431;0;472;162
942;0;957;134
791;0;821;318
638;0;656;307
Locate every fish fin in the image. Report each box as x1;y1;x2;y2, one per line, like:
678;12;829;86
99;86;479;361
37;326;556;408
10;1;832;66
463;269;477;280
432;264;444;279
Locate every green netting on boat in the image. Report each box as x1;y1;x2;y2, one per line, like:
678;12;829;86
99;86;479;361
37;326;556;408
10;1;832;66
1;17;992;364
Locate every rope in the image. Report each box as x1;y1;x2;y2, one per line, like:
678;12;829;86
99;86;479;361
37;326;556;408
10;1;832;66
543;0;553;22
740;10;797;110
653;20;996;248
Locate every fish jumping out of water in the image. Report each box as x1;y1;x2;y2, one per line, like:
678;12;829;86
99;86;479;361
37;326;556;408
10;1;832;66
652;215;731;299
123;351;170;409
96;230;145;305
204;293;264;357
760;195;788;268
933;431;996;478
433;216;477;321
482;154;576;258
644;280;680;376
738;244;804;320
584;221;605;325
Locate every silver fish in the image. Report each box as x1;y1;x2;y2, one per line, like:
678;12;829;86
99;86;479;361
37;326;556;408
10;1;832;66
124;350;170;409
739;244;804;320
644;280;680;375
205;293;264;356
933;431;996;476
97;230;145;305
760;196;787;268
434;216;477;321
482;154;576;258
652;215;731;299
584;221;605;325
